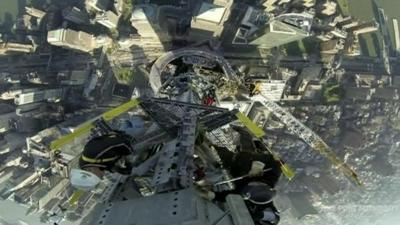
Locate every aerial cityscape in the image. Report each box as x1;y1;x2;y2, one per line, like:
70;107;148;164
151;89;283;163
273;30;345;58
0;0;399;225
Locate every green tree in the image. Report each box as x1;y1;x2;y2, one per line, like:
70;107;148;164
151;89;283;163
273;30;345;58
109;28;119;40
323;84;343;103
122;0;133;22
114;67;134;85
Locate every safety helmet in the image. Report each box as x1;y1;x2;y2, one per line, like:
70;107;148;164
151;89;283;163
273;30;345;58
70;169;101;190
241;182;276;205
260;208;280;225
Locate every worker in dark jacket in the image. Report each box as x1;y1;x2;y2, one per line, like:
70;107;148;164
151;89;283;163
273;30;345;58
215;146;282;189
213;146;281;225
78;132;134;176
70;131;135;190
70;116;149;190
212;125;282;225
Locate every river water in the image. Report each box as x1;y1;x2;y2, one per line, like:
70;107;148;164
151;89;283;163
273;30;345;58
0;0;19;33
348;0;400;56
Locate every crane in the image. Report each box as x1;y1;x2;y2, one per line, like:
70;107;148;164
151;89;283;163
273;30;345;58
256;94;362;186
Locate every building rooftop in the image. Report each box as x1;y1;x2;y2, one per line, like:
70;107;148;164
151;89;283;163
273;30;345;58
195;3;226;24
131;5;156;22
345;87;374;100
47;28;94;52
299;66;322;80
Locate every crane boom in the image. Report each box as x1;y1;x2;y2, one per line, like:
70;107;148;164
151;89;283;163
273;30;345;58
259;97;362;186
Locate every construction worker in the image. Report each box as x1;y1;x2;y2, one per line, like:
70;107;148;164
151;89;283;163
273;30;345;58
69;132;134;190
214;145;281;193
212;146;281;225
211;125;282;225
80;132;134;175
220;126;282;188
70;117;146;190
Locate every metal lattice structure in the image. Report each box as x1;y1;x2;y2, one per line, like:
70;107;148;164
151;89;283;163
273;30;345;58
259;97;362;186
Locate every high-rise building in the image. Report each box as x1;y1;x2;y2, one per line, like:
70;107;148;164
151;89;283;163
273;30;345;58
85;0;110;11
334;16;357;29
233;11;313;49
394;19;400;54
96;10;119;29
62;6;90;25
231;8;314;48
131;4;171;44
189;0;234;42
47;28;95;53
114;0;124;15
251;20;309;47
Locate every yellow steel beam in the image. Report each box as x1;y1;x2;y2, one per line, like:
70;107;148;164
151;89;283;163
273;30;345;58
235;112;295;181
50;99;140;151
235;112;265;138
68;190;85;206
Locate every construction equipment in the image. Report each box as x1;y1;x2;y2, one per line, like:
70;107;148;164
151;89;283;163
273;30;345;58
58;98;262;225
47;92;361;225
257;95;362;186
50;98;140;151
48;97;290;225
242;78;361;186
214;168;273;186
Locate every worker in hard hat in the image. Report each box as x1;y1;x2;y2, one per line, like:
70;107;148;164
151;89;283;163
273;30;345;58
212;145;281;225
241;182;280;225
70;132;135;190
80;132;134;175
214;145;281;193
70;116;146;190
211;125;282;225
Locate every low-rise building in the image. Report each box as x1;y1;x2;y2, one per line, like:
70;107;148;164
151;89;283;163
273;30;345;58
14;88;64;105
294;66;322;94
249;79;287;101
349;21;379;36
319;1;337;16
25;6;46;19
60;70;91;86
345;87;375;100
0;42;36;55
373;88;399;100
320;39;345;54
